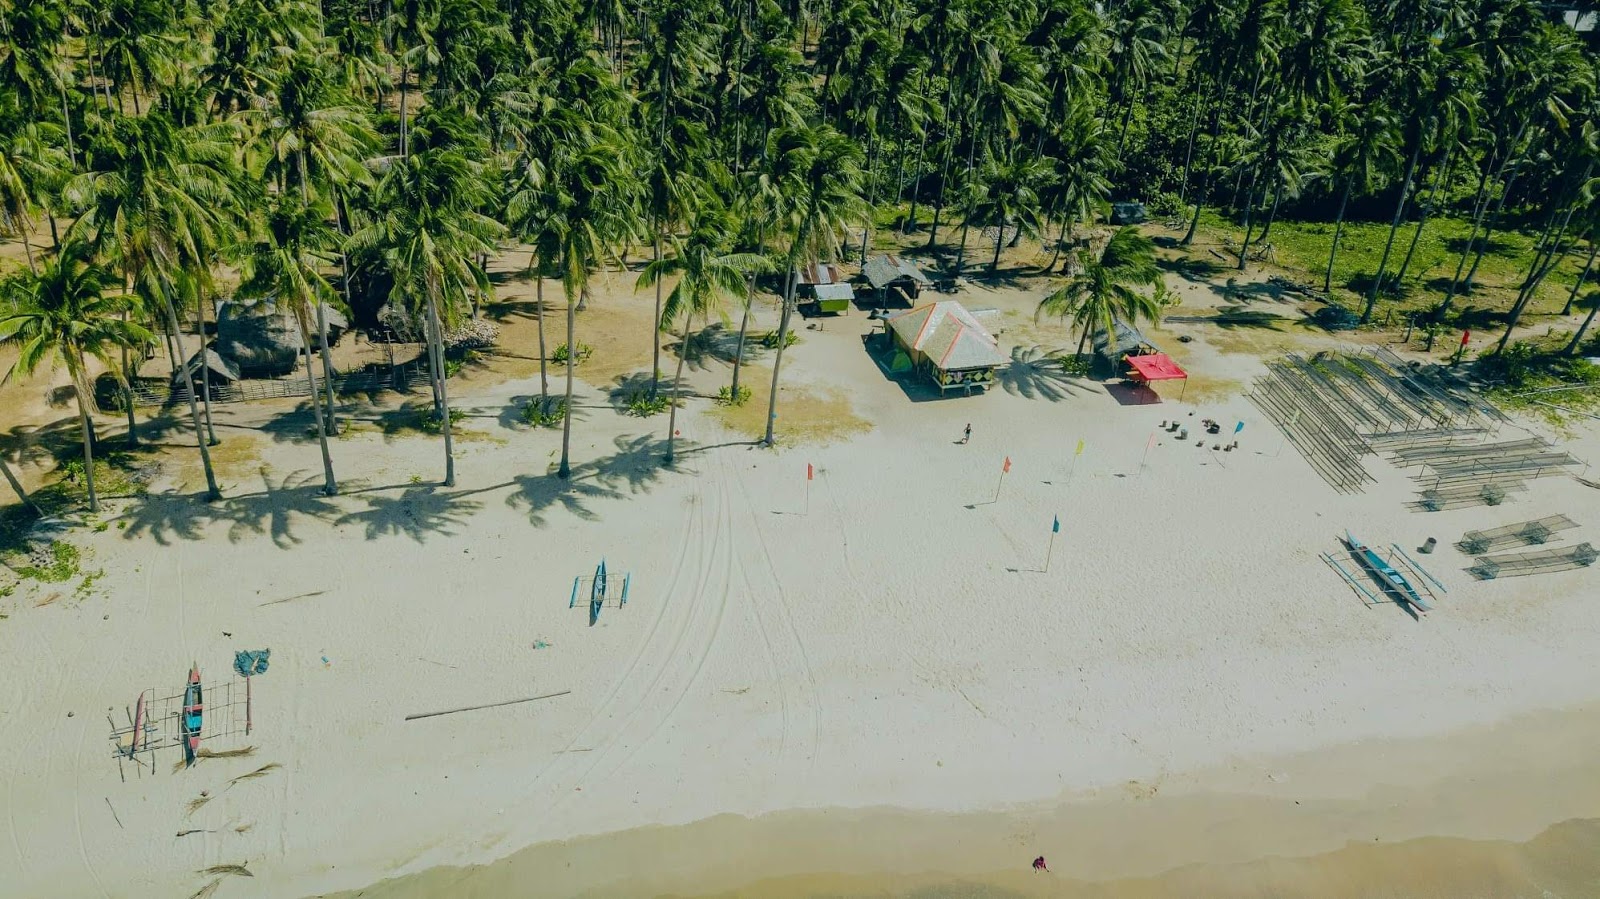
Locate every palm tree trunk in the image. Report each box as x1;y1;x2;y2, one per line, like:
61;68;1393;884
1362;138;1422;323
1047;219;1068;272
121;300;139;448
296;316;338;495
73;383;99;514
1561;240;1597;316
1236;166;1262;271
425;323;444;415
0;455;38;516
19;221;36;275
1325;175;1353;293
1176;83;1207;207
1565;293;1599;356
184;284;219;447
1464;141;1531;291
1259;173;1284;242
535;272;549;400
904;118;931;233
316;302;339;435
399;60;410;158
425;294;455;487
1496;202;1583;355
1394;146;1455;290
558;282;577;478
664;318;690;465
651;231;663;398
730;291;752;397
762;264;797;447
159;292;221;500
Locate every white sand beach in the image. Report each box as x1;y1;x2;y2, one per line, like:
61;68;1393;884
3;267;1599;899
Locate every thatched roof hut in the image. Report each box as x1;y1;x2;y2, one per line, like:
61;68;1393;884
862;254;931;305
215;300;348;376
176;348;242;386
1091;318;1160;375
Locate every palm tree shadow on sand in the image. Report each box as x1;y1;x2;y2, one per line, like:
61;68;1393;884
118;468;341;548
997;346;1088;402
113;432;697;545
334;485;484;542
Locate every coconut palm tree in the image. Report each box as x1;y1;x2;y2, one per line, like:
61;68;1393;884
352;109;504;487
250;51;378;432
66;110;237;501
637;203;770;464
761;124;867;448
235;199;342;495
1324;99;1399;292
543;127;636;478
970;145;1048;274
0;239;150;513
1036;226;1163;359
1039;100;1112;273
0;119;71;275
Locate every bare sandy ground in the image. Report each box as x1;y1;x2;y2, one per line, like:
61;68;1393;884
2;261;1599;899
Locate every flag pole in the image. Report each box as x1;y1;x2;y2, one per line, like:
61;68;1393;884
1044;530;1057;572
1139;431;1156;474
995;457;1011;503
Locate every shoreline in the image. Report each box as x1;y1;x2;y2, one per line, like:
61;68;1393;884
319;699;1600;898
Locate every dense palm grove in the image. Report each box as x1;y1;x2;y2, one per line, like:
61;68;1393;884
1;0;1598;509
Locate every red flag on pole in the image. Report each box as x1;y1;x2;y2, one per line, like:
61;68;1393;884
806;463;814;481
1002;456;1012;473
1460;329;1471;347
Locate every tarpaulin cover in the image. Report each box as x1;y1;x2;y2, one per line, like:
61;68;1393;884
235;649;271;677
1124;353;1188;381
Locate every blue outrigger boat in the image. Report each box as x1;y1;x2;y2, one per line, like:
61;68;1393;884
1345;532;1433;612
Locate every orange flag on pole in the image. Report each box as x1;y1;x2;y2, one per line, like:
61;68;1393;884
807;463;814;481
1002;456;1012;473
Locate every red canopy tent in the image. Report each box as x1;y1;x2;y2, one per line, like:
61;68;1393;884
1123;353;1189;399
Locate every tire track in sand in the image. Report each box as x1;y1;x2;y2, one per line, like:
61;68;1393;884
511;471;707;816
728;457;823;784
556;456;737;800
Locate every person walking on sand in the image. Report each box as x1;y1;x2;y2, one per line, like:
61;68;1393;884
1033;856;1048;872
962;423;972;444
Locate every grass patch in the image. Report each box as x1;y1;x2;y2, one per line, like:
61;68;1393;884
716;384;753;406
551;342;593;364
712;369;870;444
519;396;566;427
622;390;672;418
14;541;81;582
1480;343;1600;426
758;329;799;350
378;405;466;437
1188;208;1590;323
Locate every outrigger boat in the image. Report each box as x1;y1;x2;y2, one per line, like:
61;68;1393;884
181;665;203;767
1345;532;1433;612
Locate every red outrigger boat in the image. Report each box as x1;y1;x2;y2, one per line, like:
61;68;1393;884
181;665;203;767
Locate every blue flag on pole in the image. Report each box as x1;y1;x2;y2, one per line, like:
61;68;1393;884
1052;515;1060;533
1234;421;1245;434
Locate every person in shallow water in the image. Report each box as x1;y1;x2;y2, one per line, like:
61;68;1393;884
1033;856;1048;872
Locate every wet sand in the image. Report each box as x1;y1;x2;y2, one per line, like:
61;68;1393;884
320;701;1600;899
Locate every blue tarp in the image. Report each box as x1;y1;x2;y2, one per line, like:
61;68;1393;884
234;649;271;677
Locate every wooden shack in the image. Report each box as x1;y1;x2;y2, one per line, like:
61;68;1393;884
794;262;855;314
862;254;932;306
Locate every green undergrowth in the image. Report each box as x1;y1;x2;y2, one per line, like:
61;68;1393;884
1479;342;1600;427
1190;209;1589;322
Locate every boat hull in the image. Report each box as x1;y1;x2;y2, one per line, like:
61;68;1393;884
1346;532;1432;612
